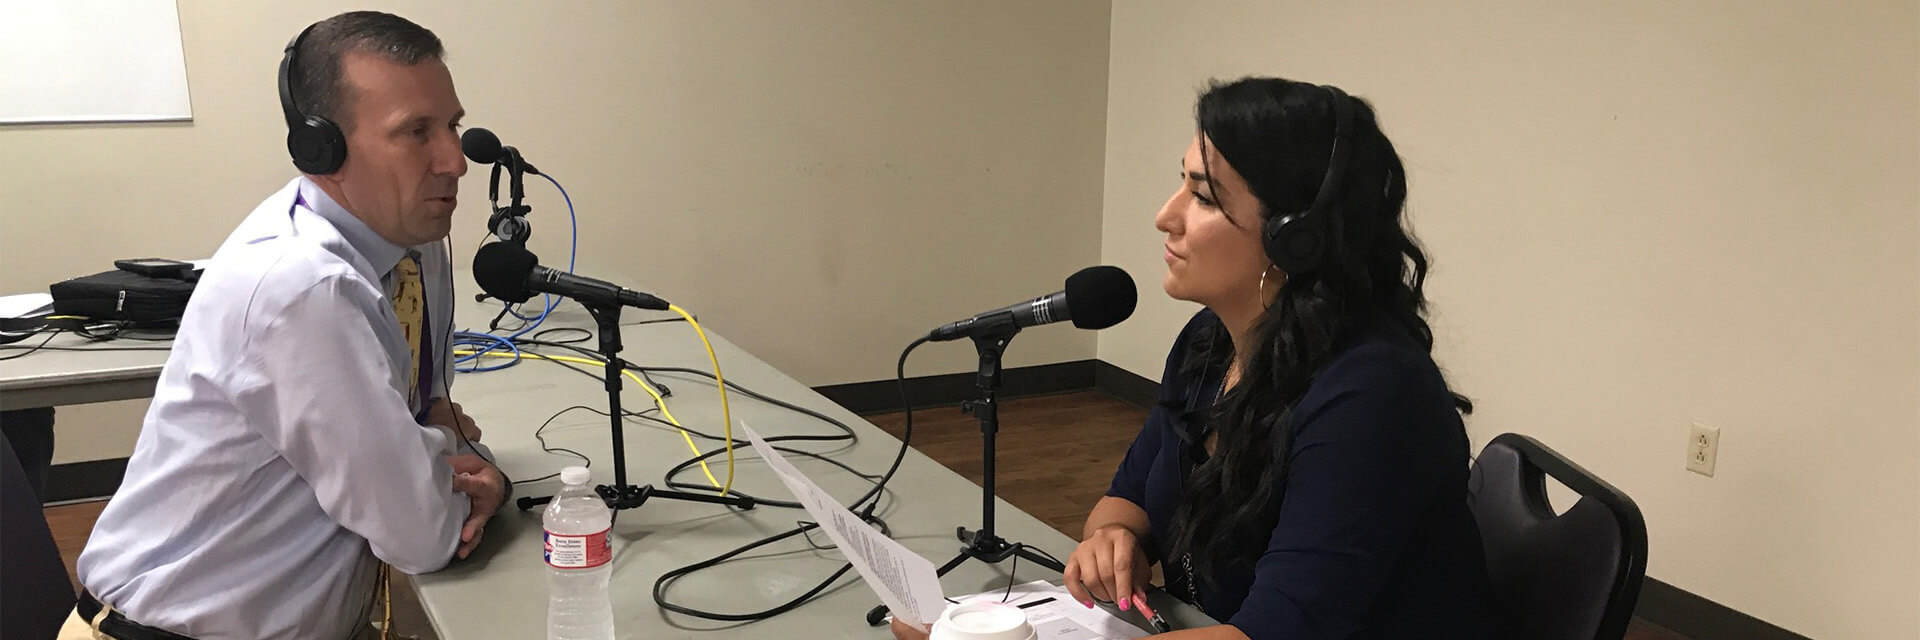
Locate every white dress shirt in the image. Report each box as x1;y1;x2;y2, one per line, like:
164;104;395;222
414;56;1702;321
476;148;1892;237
78;177;476;640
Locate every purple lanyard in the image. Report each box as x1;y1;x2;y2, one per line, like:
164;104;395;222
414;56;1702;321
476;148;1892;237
412;258;435;424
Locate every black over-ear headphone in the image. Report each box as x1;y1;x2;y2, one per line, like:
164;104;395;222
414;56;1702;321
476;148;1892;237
279;23;347;175
1261;85;1356;274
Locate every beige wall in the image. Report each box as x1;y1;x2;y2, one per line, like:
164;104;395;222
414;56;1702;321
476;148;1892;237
13;1;1918;633
1098;1;1920;638
2;0;1111;462
0;0;1112;384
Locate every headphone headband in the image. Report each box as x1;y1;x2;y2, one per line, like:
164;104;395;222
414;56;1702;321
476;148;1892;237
1308;86;1355;219
277;23;317;130
1261;84;1358;274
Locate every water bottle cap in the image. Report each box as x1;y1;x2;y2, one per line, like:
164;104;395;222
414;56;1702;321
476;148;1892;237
559;466;591;485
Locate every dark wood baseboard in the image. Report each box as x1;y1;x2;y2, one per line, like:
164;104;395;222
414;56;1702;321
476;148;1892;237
1092;359;1160;410
811;359;1096;415
1634;577;1811;640
45;457;127;503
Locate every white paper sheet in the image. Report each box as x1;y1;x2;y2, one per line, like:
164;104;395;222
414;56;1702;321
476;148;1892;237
740;423;947;631
0;293;54;319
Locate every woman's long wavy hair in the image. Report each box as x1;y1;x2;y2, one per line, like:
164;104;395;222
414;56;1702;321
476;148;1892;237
1166;77;1471;591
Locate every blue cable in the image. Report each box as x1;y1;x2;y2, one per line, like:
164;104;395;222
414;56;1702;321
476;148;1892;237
452;330;520;371
506;173;578;333
498;173;577;339
456;172;579;373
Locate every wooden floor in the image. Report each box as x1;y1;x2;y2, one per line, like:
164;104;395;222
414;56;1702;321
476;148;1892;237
44;390;1684;639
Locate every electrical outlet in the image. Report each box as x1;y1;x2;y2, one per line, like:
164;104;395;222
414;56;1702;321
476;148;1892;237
1687;423;1719;477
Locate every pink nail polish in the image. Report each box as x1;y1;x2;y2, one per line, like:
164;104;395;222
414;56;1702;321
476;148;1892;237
1119;599;1130;611
1082;600;1094;609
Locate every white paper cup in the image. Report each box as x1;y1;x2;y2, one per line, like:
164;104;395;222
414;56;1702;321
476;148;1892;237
927;602;1036;640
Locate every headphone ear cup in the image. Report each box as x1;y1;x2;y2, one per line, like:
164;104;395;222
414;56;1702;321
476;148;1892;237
287;116;346;175
1263;213;1328;275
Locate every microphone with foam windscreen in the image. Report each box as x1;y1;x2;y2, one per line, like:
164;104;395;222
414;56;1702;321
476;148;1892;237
460;127;540;175
926;266;1136;342
462;127;541;243
473;242;668;311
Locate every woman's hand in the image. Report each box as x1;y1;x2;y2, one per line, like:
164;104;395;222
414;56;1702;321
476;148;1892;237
1064;523;1151;609
889;617;931;640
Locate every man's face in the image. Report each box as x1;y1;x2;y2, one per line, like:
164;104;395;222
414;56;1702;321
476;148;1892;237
316;51;467;248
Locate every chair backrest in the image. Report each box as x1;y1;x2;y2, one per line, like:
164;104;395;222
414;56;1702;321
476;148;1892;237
1;429;77;640
1469;433;1647;640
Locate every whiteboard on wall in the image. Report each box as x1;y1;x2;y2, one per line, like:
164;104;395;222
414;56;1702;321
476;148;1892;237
0;0;193;124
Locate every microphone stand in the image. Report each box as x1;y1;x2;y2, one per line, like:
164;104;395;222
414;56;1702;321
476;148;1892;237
864;324;1065;626
515;300;756;515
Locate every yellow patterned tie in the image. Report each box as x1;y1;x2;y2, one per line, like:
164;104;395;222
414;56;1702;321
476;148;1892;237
375;251;425;640
391;252;425;410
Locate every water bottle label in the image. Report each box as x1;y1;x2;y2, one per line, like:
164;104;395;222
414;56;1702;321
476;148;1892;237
543;527;611;569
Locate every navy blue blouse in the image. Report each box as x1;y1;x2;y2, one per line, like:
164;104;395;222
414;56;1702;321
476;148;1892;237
1106;311;1494;639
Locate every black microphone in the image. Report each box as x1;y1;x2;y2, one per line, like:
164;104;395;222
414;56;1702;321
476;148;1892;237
460;127;541;175
927;266;1136;342
473;242;668;311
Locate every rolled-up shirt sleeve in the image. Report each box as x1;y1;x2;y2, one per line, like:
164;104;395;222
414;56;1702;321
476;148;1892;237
229;275;469;575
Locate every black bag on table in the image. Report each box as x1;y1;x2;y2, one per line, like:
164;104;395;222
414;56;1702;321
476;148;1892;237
48;260;199;325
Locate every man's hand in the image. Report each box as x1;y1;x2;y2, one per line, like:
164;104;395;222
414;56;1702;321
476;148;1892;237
426;399;482;443
447;454;506;559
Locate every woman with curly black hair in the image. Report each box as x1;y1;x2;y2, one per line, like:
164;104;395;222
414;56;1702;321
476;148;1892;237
1066;77;1493;639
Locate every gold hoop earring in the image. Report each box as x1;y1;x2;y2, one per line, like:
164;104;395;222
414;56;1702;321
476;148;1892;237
1258;266;1280;309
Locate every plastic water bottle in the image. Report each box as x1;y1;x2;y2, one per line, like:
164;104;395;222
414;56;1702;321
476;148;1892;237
544;466;614;640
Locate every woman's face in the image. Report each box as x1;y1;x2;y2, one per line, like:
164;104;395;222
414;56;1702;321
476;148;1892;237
1155;135;1275;312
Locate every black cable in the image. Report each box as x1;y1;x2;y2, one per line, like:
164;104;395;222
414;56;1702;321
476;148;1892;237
464;332;930;622
0;330;61;360
1001;549;1022;603
0;320;180;358
645;336;930;622
435;240;496;469
510;405;598;485
0;343;173;354
519;342;894;512
1023;545;1064;567
515;338;865;450
994;544;1063;604
652;521;863;622
547;405;876;510
622;316;690;327
529;327;592;344
847;336;928;513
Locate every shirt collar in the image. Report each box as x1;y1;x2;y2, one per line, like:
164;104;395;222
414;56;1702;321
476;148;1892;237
296;177;410;275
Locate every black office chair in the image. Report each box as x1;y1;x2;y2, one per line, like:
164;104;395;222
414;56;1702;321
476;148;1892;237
1469;433;1647;640
1;429;77;640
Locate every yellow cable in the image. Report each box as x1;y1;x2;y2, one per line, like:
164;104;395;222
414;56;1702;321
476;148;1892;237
453;305;735;495
666;304;734;495
454;349;724;488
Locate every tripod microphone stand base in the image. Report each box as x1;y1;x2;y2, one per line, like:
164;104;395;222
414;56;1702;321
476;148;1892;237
863;525;1067;626
511;300;757;516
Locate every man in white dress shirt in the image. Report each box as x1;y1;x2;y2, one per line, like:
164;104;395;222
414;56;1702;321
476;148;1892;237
69;12;507;640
